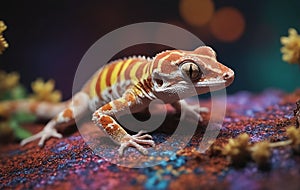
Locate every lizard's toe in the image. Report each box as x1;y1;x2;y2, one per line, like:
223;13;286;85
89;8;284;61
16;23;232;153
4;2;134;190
21;128;62;147
118;131;155;156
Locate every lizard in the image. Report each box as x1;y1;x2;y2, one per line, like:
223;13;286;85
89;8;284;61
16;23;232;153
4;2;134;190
1;46;234;155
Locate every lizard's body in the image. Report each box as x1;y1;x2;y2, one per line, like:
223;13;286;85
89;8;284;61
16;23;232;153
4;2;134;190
2;46;234;155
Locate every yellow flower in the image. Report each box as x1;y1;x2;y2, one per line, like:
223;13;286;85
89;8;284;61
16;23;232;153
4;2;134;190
0;21;7;33
0;101;11;117
30;78;62;103
0;70;20;91
286;126;300;153
0;21;9;54
250;141;271;166
223;133;251;166
280;28;300;64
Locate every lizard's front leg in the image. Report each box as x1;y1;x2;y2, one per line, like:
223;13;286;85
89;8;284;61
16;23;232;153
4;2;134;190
92;90;155;156
171;99;209;122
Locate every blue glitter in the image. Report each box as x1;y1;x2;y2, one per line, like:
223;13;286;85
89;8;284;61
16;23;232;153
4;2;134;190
169;154;177;161
130;178;137;185
107;165;119;172
57;144;69;152
160;160;168;167
159;150;174;157
284;113;294;119
144;174;170;190
218;170;229;181
194;167;204;175
6;149;24;157
145;175;168;190
68;135;82;141
245;109;255;117
8;177;27;186
174;156;186;168
57;163;66;170
24;168;35;175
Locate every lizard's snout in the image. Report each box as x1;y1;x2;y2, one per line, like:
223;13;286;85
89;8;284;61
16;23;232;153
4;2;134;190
223;73;230;80
223;70;234;86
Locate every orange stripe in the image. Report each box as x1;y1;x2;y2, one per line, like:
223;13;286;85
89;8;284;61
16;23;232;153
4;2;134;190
160;53;182;73
95;70;102;97
136;61;148;80
105;63;115;87
124;59;139;81
152;51;169;72
129;61;145;82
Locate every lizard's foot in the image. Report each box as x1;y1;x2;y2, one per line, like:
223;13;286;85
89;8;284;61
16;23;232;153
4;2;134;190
20;126;62;147
118;130;155;156
180;101;209;122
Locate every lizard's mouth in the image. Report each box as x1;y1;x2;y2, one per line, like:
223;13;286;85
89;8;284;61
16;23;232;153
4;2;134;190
195;80;227;87
195;71;235;88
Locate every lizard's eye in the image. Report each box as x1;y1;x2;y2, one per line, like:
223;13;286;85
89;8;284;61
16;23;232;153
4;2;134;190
180;61;202;81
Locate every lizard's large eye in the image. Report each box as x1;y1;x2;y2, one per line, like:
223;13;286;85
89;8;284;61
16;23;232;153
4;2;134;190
180;61;202;81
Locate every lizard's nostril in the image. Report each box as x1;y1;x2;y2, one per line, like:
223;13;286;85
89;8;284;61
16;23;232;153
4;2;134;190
223;73;230;80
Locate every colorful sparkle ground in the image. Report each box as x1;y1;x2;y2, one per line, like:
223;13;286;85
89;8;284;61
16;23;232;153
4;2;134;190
1;89;300;189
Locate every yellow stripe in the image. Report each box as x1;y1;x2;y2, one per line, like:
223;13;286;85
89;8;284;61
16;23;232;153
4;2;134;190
100;66;109;91
157;53;171;72
110;60;124;86
129;62;142;82
120;59;133;81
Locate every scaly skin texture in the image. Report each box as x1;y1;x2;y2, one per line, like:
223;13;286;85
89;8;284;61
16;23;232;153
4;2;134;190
6;46;234;155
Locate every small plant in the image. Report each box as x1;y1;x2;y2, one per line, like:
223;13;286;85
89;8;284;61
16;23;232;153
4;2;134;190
222;133;251;167
222;126;300;168
30;78;62;103
0;21;8;54
280;28;300;65
0;70;20;93
286;126;300;153
250;141;271;168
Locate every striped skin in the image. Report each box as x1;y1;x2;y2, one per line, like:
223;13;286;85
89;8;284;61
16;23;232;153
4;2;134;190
88;57;152;103
19;46;234;156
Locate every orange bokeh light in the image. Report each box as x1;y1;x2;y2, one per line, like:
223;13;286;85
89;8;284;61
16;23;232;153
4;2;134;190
179;0;215;27
210;7;245;42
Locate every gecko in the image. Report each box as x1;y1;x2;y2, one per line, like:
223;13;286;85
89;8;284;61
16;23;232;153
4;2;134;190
1;46;234;155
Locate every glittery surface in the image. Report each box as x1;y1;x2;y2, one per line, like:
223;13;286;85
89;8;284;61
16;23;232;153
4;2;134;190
1;89;300;189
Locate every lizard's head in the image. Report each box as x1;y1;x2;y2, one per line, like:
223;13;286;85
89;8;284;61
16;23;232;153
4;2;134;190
151;46;234;98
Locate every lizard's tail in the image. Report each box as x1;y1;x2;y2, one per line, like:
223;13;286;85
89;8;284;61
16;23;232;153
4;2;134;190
0;99;68;119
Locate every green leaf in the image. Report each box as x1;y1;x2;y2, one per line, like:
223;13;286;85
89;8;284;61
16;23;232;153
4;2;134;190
9;120;19;129
14;126;32;139
12;111;37;123
10;85;28;99
0;85;28;101
8;119;33;139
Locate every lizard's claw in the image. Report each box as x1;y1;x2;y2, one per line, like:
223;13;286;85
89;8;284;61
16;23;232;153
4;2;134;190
118;130;155;156
20;127;62;147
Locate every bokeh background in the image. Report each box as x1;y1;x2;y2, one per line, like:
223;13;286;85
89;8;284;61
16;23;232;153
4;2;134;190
0;0;299;100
